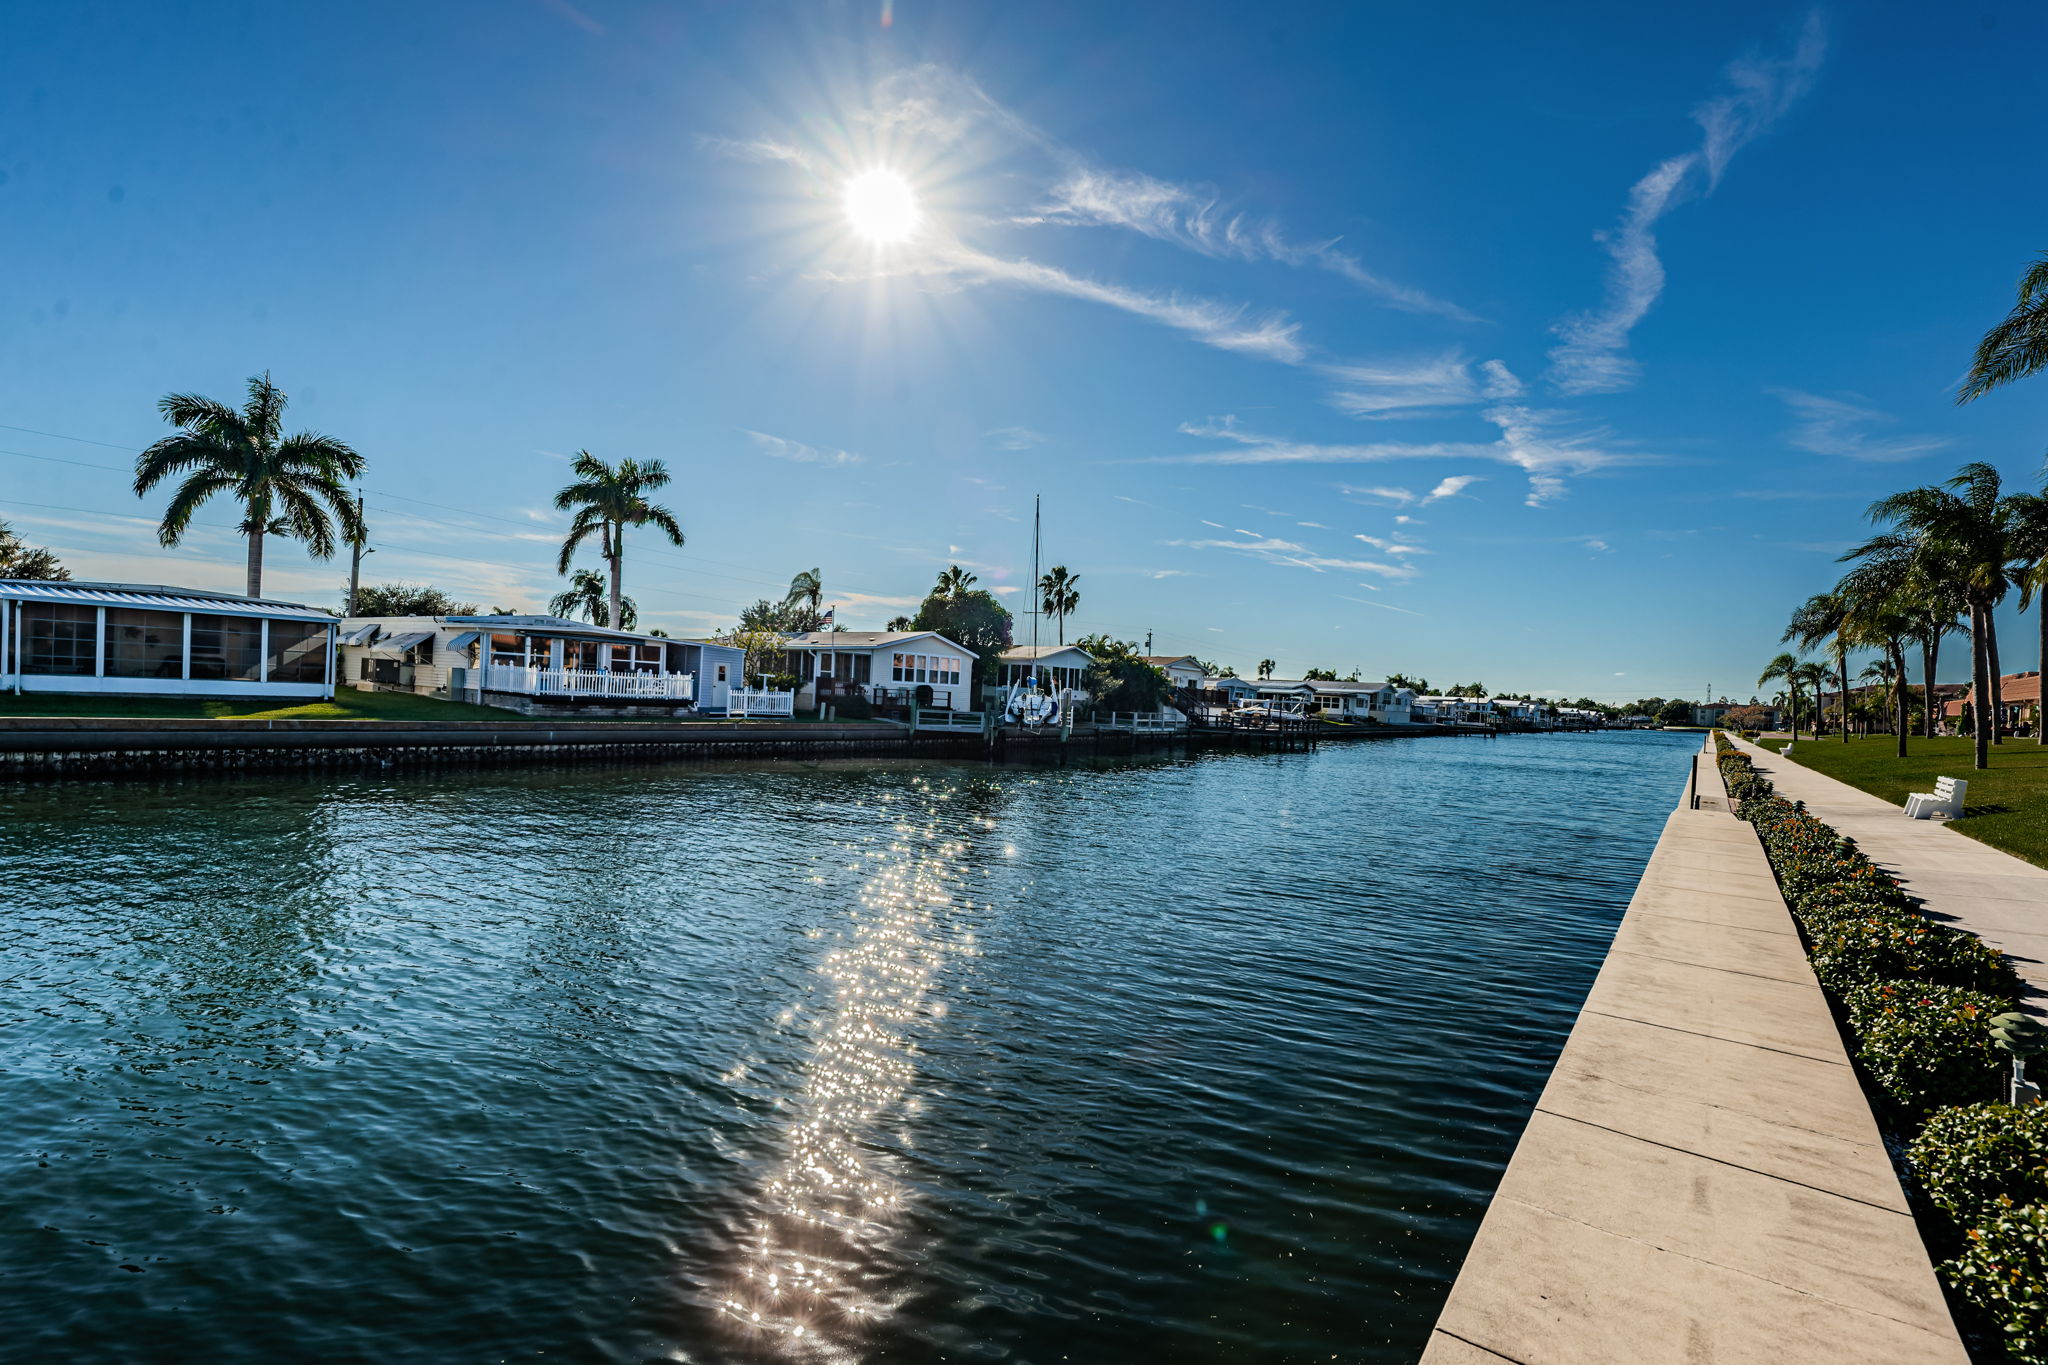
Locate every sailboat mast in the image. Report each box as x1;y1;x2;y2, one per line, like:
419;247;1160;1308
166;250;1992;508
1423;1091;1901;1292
1031;493;1041;654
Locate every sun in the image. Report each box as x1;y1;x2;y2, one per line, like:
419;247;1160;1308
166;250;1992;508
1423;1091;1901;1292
843;169;922;244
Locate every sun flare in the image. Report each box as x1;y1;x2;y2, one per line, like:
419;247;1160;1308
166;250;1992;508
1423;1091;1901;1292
843;169;922;244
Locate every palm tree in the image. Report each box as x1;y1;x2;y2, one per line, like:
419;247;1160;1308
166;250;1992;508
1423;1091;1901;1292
1836;555;1924;757
786;568;824;615
1959;251;2048;403
1860;464;2015;769
134;372;365;598
2006;489;2048;745
1757;652;1805;739
1793;661;1830;739
935;564;977;598
549;567;636;630
1038;565;1080;646
553;451;685;631
1784;592;1852;745
1257;658;1276;681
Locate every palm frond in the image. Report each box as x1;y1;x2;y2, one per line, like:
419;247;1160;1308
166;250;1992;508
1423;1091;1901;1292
134;432;234;493
556;509;605;573
1959;252;2048;403
156;391;241;433
155;470;238;546
273;430;366;481
243;372;286;445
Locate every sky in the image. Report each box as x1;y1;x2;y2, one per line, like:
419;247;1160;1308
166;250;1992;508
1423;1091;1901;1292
4;1;2048;703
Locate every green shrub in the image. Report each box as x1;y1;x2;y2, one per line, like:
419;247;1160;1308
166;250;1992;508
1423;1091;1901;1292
1843;981;2008;1117
1810;916;2025;998
1941;1201;2048;1364
1909;1105;2048;1227
832;693;872;720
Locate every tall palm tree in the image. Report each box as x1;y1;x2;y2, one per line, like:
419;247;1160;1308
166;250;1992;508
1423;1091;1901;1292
1836;555;1923;757
1860;464;2014;769
134;372;365;598
1757;652;1805;740
1257;658;1276;681
553;451;685;631
1793;661;1831;740
1784;592;1852;745
1959;251;2048;403
786;568;824;615
1038;565;1080;646
2006;489;2048;745
935;564;977;598
549;567;636;630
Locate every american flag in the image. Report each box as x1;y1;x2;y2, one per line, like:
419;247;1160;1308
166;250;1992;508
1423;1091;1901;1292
821;605;835;627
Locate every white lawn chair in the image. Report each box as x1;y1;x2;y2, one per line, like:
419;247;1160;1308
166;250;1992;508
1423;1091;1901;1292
1905;776;1967;820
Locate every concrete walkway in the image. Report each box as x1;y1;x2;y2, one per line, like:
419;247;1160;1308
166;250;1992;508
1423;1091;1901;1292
1420;743;1966;1364
1733;735;2048;1003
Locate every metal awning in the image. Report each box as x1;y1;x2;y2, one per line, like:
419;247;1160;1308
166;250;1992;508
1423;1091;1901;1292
445;630;481;651
379;631;433;651
339;624;380;647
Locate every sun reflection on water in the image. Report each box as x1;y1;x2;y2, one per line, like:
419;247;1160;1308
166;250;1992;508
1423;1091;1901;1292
716;791;985;1357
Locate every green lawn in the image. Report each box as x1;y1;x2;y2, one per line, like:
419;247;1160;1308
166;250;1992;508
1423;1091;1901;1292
1764;734;2048;868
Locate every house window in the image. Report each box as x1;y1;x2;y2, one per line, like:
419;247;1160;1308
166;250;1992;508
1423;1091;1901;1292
190;615;263;681
266;621;330;684
104;608;187;678
892;652;907;683
19;603;97;675
715;664;728;683
489;632;525;666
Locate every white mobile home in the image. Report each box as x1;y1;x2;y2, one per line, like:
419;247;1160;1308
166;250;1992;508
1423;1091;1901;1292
998;644;1094;704
778;630;978;711
1;579;336;700
340;614;743;715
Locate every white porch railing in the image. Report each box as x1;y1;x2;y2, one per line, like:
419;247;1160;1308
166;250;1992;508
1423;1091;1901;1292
727;687;795;718
479;664;694;702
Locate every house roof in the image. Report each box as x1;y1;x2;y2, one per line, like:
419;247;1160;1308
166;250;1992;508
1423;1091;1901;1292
2;578;334;621
344;613;662;643
1002;644;1095;662
780;630;976;655
1144;655;1201;669
1960;672;2044;706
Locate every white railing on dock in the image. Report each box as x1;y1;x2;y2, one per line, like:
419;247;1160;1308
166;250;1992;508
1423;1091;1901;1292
914;710;985;732
726;687;795;718
477;665;694;701
1100;711;1185;733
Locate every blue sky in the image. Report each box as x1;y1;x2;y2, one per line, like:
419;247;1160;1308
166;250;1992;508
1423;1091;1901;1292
4;2;2047;701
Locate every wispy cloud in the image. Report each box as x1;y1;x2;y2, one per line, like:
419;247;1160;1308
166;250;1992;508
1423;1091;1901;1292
1425;474;1482;503
1354;533;1428;556
697;134;812;169
1338;594;1424;616
1548;14;1825;394
937;242;1306;363
742;429;864;466
1166;412;1643;506
1775;389;1951;463
1036;165;1474;321
1168;534;1421;580
982;426;1047;450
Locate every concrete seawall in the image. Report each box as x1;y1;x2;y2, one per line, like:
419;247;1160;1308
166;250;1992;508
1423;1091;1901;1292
1418;742;1967;1364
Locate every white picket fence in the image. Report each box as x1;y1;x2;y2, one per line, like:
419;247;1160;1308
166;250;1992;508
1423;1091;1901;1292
479;665;694;702
726;687;795;718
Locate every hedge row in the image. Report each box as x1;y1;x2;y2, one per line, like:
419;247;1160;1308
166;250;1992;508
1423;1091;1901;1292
1714;734;2045;1357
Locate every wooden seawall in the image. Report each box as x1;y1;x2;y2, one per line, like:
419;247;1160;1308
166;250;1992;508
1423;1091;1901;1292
1419;741;1967;1364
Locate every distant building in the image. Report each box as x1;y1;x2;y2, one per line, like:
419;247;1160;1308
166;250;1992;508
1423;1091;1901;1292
2;578;336;702
1143;655;1206;689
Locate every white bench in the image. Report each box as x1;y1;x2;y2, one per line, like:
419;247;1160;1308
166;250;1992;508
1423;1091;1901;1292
1906;776;1966;820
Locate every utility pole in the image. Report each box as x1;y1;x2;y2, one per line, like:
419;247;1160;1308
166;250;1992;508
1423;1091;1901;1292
345;492;371;616
1144;630;1153;654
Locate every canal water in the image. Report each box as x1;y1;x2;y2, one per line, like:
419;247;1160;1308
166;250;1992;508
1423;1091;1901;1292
2;730;1698;1363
